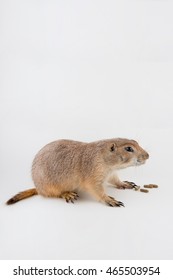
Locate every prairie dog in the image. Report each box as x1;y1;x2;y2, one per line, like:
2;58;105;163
6;138;149;207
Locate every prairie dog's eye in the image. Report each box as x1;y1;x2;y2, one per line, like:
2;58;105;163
110;143;116;152
125;146;134;152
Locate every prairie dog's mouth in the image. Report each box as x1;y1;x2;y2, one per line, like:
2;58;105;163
136;159;145;166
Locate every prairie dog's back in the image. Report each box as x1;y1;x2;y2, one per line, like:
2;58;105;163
32;140;86;186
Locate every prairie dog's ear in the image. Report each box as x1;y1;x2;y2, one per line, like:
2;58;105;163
110;143;116;152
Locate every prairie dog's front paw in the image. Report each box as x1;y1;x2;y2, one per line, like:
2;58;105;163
105;196;124;207
123;181;140;190
115;181;133;189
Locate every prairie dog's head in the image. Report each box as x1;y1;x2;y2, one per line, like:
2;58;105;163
101;138;149;169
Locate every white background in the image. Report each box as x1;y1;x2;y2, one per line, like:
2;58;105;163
0;0;173;260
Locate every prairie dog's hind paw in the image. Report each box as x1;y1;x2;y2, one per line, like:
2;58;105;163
60;191;79;203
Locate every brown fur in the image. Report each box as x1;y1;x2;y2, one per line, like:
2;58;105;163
6;138;149;207
6;188;37;205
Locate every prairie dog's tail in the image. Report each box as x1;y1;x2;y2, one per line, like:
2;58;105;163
6;188;38;205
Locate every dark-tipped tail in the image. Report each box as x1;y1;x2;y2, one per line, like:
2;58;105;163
6;188;38;205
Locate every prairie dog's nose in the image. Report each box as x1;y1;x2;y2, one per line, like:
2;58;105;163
143;152;149;160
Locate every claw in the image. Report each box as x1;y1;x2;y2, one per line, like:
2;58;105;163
124;181;140;191
107;196;125;207
61;191;79;203
108;203;114;207
117;201;125;207
124;181;136;187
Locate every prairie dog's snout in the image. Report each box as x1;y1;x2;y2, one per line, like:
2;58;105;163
6;138;149;207
136;150;149;165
